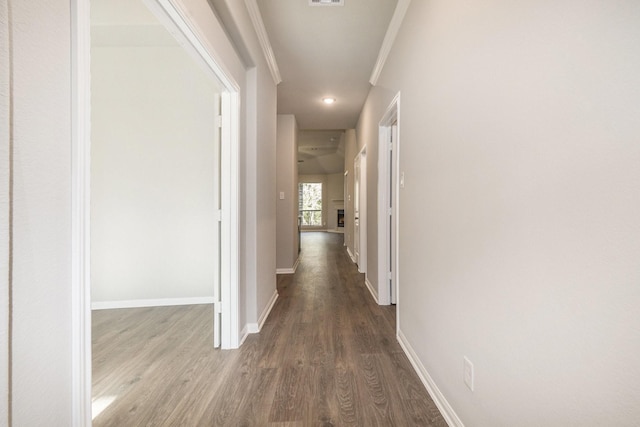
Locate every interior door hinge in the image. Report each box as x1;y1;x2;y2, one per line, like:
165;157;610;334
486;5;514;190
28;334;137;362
217;209;222;222
214;301;222;314
215;115;223;128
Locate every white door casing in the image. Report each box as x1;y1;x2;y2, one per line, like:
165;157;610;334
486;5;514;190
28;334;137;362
377;93;400;309
355;146;367;274
354;154;360;266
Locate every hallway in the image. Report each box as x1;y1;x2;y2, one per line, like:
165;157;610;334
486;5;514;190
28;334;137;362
92;232;446;426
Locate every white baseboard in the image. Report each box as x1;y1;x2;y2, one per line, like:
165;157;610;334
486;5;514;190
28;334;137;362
364;277;379;304
259;290;279;330
346;247;356;263
91;296;215;310
397;329;464;427
245;289;279;335
276;256;300;274
239;325;250;346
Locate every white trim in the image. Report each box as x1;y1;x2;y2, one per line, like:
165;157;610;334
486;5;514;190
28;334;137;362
91;297;216;311
369;0;412;85
239;324;250;346
221;91;241;350
276;256;300;274
347;246;356;264
147;0;240;93
355;146;367;274
377;93;400;306
397;330;465;427
246;289;279;333
364;277;379;304
71;0;92;425
258;290;279;330
244;0;282;85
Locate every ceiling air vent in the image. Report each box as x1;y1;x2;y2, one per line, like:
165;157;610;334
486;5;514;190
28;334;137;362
309;0;344;6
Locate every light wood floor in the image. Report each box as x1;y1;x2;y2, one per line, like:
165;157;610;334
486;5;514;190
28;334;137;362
92;232;447;426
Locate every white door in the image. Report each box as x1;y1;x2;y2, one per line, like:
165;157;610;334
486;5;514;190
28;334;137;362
390;124;397;304
212;95;222;348
354;148;367;273
377;94;399;306
354;155;361;265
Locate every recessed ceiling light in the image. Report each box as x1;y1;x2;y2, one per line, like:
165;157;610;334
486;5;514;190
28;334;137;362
322;97;336;104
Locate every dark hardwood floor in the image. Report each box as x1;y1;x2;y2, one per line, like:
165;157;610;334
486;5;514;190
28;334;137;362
92;231;447;426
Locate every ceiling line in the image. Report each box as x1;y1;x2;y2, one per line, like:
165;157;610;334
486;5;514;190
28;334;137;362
244;0;282;84
369;0;412;86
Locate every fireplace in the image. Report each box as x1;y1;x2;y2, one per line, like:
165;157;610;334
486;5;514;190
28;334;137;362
337;209;345;228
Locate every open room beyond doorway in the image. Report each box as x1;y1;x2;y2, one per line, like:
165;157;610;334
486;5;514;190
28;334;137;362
89;0;225;419
73;0;242;422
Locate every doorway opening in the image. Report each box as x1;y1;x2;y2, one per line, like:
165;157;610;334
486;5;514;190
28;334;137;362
378;93;400;308
71;0;241;423
354;147;367;273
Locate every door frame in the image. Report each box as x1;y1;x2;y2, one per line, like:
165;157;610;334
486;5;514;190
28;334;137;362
355;146;367;274
377;93;400;307
71;0;241;424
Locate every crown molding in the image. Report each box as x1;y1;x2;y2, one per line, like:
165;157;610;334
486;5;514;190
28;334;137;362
369;0;411;86
244;0;282;85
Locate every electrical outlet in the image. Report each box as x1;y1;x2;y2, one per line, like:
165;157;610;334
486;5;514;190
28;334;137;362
463;357;474;391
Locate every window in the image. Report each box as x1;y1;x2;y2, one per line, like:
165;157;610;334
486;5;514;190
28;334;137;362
299;182;322;226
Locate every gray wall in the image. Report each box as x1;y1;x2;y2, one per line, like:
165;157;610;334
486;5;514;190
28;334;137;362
359;0;640;425
276;114;299;270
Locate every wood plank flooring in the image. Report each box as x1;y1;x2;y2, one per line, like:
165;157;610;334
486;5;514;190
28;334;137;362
92;231;447;426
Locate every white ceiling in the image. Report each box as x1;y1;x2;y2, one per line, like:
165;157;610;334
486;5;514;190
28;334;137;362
253;0;399;174
256;0;398;130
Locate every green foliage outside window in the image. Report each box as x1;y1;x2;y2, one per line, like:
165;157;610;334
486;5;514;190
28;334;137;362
299;183;322;226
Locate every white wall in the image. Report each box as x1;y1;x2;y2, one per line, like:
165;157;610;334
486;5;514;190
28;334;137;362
91;36;221;304
276;114;299;270
362;0;640;425
253;61;278;322
5;0;73;424
0;0;10;420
